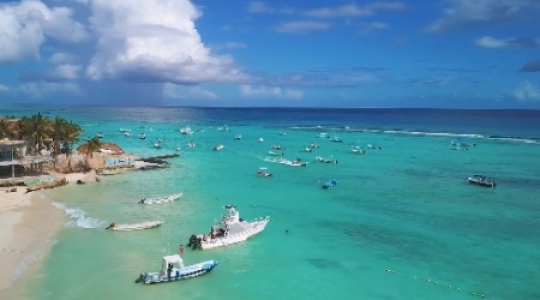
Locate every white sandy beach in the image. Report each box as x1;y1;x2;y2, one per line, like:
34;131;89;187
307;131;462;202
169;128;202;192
0;171;99;299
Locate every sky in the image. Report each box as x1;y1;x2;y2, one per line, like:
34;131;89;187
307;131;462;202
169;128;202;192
0;0;539;108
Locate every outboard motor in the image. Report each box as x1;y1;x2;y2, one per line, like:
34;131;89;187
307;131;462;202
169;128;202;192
187;234;201;250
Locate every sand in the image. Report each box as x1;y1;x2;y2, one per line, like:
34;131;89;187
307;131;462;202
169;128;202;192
0;170;99;298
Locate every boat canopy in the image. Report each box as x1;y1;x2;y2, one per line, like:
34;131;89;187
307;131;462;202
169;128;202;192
162;254;184;273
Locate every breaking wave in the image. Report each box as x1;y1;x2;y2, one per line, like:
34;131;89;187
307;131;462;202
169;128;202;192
52;202;106;229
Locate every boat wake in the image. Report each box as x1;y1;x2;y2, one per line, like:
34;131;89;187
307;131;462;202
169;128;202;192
289;125;540;145
52;202;106;229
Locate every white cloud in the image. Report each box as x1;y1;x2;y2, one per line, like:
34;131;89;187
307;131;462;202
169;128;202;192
247;1;274;13
427;0;535;32
361;22;388;34
474;36;540;48
508;81;540;101
86;0;248;85
276;21;330;33
163;83;218;99
49;64;81;80
0;0;88;63
240;85;303;99
19;81;83;98
49;52;77;64
304;2;406;18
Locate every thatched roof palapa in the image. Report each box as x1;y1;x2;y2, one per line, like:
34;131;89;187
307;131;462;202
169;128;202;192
77;142;125;154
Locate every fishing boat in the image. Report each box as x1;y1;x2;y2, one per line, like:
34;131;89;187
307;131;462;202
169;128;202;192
106;220;163;231
135;254;218;284
213;144;224;151
268;150;283;156
315;156;338;164
186;205;270;250
256;168;272;178
322;179;338;189
467;175;496;188
278;159;307;167
139;193;183;205
180;127;194;135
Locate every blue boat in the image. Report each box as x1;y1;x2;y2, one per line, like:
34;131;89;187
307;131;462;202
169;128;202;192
322;179;338;189
135;255;218;284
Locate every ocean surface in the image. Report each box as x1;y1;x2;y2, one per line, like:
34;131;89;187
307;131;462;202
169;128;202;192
3;107;540;300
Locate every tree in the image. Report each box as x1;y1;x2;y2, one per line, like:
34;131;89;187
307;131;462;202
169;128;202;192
80;137;102;167
18;113;54;154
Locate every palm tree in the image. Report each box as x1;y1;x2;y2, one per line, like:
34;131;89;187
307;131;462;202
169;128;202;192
80;137;102;169
18;113;54;154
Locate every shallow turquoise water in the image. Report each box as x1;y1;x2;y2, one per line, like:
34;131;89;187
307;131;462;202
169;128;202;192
3;107;540;300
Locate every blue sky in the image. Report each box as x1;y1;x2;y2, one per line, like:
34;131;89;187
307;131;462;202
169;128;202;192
1;0;539;108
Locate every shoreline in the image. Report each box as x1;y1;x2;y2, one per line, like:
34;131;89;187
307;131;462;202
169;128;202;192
0;171;100;299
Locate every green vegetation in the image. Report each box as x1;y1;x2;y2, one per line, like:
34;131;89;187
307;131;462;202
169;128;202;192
0;113;83;156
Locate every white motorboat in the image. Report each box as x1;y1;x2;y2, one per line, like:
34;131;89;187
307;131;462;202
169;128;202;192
187;205;270;250
351;146;366;154
135;255;218;284
234;134;242;140
139;193;183;205
268;150;283;156
124;131;131;137
106;220;163;231
139;133;146;139
213;144;224;151
258;137;264;143
278;159;307;167
180;127;194;135
256;168;272;178
315;156;338;164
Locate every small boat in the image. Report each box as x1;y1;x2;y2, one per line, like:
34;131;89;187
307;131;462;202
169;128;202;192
256;168;272;178
139;193;183;205
258;137;264;143
124;131;131;137
309;143;319;149
330;136;342;143
271;145;285;150
175;147;181;152
467;175;496;188
315;156;338;164
234;134;242;140
188;141;196;148
317;132;329;138
351;146;366;154
217;125;230;132
139;133;146;139
106;220;163;231
305;147;312;153
213;144;224;151
135;255;218;284
154;143;162;149
180;127;194;135
279;132;287;136
187;205;270;250
96;132;104;139
268;150;283;157
367;144;382;150
279;159;307;167
119;128;132;133
322;179;338;189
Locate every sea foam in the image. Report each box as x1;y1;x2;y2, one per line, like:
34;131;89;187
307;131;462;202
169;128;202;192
52;202;105;229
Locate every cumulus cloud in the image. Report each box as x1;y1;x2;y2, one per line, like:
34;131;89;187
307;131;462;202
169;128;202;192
276;21;330;33
19;81;83;98
475;36;540;48
304;2;406;18
360;22;388;34
0;0;88;63
240;85;303;99
427;0;536;32
520;59;540;72
163;83;218;99
507;81;540;101
86;0;248;84
247;1;274;13
49;52;77;64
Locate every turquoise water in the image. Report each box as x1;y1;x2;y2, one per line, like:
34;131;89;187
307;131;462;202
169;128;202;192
4;107;540;300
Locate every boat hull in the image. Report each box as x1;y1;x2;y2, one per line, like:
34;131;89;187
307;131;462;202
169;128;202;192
200;219;269;250
136;260;218;284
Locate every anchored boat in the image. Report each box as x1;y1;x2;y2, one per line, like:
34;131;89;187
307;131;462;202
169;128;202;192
135;254;218;284
187;205;270;250
139;193;183;205
467;175;496;188
106;220;163;231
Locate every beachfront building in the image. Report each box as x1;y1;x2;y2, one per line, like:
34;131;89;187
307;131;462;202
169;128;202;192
0;138;54;186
